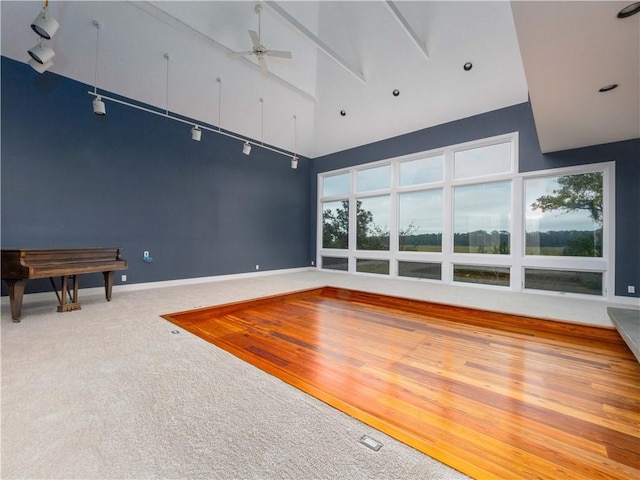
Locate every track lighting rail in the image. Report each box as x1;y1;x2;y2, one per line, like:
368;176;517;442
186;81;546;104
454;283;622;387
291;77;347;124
87;91;298;161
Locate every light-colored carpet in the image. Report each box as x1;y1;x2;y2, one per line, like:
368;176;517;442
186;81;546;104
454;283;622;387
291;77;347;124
1;271;471;479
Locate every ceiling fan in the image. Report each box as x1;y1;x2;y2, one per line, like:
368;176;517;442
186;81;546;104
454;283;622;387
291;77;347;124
227;3;293;77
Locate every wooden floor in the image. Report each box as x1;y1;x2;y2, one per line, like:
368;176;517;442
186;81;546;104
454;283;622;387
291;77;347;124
162;287;640;480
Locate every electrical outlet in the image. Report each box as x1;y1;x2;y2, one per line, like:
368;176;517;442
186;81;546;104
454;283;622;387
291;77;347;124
628;285;636;294
121;274;127;282
256;264;259;270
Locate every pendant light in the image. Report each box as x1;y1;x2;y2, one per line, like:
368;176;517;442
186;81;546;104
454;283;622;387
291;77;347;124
93;96;106;116
163;53;170;116
259;97;265;145
91;20;106;115
191;125;202;141
216;77;222;132
291;114;298;169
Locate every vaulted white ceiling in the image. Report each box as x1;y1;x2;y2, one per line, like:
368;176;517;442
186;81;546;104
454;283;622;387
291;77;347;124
2;1;638;159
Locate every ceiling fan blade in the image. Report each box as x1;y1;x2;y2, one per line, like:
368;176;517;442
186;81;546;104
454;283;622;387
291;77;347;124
248;30;260;48
258;56;269;77
266;50;292;59
227;51;254;57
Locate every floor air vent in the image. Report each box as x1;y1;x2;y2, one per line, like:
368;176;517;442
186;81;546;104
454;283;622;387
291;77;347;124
359;434;383;451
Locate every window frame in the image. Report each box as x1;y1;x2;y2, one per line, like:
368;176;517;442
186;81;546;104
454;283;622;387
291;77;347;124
397;188;444;253
518;162;614;298
316;133;615;300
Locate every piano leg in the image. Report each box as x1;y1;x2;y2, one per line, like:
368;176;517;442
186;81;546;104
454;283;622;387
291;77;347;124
60;275;68;309
53;276;81;313
103;271;114;301
6;279;26;322
71;275;79;304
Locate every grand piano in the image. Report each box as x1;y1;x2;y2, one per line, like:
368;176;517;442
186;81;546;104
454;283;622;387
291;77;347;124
2;247;127;322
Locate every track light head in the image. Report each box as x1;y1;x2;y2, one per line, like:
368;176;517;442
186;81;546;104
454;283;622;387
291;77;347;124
191;126;202;141
28;41;55;65
93;96;106;116
28;57;53;74
291;156;299;169
243;142;252;155
31;8;59;40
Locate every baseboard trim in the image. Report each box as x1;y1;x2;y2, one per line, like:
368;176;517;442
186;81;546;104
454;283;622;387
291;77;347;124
608;295;640;307
0;267;315;305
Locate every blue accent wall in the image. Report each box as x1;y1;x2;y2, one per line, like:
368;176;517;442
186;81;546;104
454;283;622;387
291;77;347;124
2;56;638;299
311;103;640;298
1;57;310;294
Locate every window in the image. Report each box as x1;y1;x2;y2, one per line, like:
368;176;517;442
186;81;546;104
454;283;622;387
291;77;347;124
454;142;511;179
322;201;349;249
399;155;443;186
357;165;390;192
525;172;603;257
453;182;511;254
398;261;441;280
316;133;613;298
454;264;510;287
524;268;602;296
521;169;608;296
356;196;390;250
356;258;389;275
323;172;350;197
321;256;348;271
398;189;442;252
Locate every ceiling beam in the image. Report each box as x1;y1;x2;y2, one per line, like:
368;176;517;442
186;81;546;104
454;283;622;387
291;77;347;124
130;1;317;104
385;1;429;61
264;1;367;85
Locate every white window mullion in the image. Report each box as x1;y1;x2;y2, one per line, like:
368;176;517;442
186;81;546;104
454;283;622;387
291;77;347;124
389;162;399;276
441;149;454;284
348;169;357;273
511;176;524;291
316;174;323;268
604;163;615;300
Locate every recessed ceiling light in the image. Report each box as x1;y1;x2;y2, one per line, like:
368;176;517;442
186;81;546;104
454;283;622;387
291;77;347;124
599;84;618;93
340;110;346;116
392;89;400;97
617;2;640;18
463;62;473;71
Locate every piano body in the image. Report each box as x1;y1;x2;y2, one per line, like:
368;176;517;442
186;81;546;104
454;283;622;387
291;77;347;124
2;247;127;322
